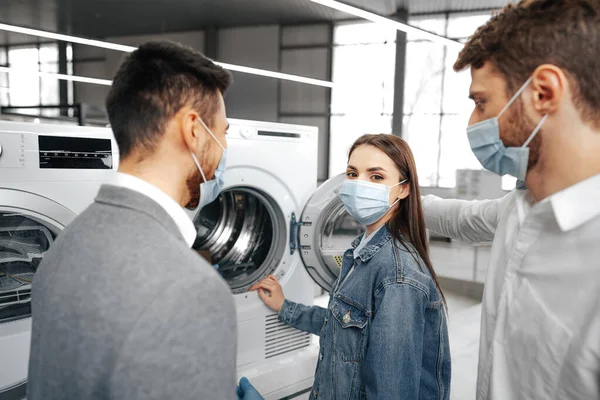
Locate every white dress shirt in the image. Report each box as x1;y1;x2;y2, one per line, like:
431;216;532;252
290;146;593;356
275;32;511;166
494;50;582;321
110;172;197;247
423;173;600;400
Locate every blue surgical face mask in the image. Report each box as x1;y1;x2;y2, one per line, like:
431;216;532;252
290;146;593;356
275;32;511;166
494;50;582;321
467;76;548;181
339;179;408;226
189;118;227;211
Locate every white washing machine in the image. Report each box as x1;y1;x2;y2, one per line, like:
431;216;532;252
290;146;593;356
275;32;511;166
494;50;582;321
0;119;357;400
0;121;118;399
187;119;358;399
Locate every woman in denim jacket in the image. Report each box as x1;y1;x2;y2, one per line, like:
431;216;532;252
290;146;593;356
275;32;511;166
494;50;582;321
251;134;450;399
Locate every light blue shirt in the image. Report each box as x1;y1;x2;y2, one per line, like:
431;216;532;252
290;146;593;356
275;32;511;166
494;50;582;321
353;226;384;259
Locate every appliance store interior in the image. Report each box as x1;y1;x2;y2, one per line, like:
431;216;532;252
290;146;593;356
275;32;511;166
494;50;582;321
2;0;597;399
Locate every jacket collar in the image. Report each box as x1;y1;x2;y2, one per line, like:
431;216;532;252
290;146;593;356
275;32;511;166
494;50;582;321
351;225;393;263
95;184;186;243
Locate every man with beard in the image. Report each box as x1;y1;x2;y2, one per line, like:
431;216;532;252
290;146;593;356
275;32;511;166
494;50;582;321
422;1;600;399
27;41;259;399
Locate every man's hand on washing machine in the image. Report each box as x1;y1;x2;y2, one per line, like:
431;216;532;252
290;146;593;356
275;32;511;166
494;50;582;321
249;275;285;312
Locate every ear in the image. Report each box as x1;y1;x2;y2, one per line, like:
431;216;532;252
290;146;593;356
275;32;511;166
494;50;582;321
178;107;202;152
397;182;410;200
529;65;566;116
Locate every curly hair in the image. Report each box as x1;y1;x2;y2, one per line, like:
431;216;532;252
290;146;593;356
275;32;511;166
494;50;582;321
454;0;600;124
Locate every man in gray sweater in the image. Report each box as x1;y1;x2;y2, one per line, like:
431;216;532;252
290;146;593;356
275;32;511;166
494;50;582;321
27;41;241;399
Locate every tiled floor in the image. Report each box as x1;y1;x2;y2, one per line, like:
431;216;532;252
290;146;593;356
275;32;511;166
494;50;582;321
446;293;481;400
431;241;485;400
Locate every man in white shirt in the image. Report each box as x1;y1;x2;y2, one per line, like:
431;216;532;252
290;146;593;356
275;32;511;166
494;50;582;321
422;1;600;399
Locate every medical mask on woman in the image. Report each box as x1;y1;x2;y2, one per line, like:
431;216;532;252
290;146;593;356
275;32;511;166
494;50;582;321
339;179;407;226
467;76;548;181
190;118;227;211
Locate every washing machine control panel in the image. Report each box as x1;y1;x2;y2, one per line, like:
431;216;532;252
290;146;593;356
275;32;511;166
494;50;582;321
228;124;304;140
38;135;113;169
0;131;26;168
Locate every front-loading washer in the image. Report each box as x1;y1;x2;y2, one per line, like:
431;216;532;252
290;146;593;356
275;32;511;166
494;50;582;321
0;121;118;399
188;119;360;399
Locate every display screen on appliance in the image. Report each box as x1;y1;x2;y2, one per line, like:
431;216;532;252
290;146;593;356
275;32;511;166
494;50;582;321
257;131;301;139
38;135;113;169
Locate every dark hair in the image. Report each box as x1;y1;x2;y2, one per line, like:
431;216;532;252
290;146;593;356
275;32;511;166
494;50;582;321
349;134;446;307
454;0;600;125
106;40;231;159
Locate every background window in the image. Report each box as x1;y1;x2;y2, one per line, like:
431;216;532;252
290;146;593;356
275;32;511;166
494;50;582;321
330;13;515;191
2;43;73;119
403;12;517;191
8;47;41;113
329;21;397;176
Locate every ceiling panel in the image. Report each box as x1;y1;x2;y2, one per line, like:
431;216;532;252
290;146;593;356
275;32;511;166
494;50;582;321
407;0;511;14
0;0;510;44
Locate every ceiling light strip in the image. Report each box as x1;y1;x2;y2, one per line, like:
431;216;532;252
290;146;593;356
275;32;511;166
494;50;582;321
0;66;113;86
308;0;463;49
0;23;137;52
215;62;333;87
0;23;335;88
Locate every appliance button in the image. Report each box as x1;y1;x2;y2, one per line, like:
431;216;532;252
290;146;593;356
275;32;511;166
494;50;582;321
240;128;254;138
319;352;323;361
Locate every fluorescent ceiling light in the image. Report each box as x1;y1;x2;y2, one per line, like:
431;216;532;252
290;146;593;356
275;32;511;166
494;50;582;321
308;0;463;49
0;66;113;86
0;23;335;88
215;62;333;87
0;23;137;53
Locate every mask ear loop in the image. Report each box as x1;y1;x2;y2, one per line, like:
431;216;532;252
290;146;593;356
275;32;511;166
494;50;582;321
389;178;409;206
522;114;548;148
198;117;225;151
190;116;222;184
498;76;533;118
190;152;208;184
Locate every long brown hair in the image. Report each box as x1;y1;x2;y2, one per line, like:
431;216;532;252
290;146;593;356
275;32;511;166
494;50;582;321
349;134;446;307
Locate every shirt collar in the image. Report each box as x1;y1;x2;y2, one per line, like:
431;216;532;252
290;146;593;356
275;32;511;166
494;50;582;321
353;226;383;259
351;225;393;263
549;173;600;232
111;172;197;247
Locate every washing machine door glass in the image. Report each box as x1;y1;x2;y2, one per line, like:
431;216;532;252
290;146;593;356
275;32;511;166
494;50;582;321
298;174;363;292
0;190;72;324
0;212;58;323
191;187;287;294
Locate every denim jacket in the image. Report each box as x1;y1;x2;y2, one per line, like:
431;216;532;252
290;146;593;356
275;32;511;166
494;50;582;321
279;227;451;399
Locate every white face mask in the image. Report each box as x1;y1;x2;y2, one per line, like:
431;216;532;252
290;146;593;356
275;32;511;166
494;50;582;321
467;76;548;181
188;118;227;211
339;179;408;226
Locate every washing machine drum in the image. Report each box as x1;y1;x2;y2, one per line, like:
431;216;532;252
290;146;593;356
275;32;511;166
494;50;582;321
192;188;287;294
0;213;56;323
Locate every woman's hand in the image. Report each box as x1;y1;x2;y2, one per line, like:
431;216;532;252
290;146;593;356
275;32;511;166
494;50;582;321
249;275;285;312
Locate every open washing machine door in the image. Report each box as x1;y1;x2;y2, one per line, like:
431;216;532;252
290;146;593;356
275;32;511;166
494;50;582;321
0;189;75;399
190;186;288;294
294;174;363;292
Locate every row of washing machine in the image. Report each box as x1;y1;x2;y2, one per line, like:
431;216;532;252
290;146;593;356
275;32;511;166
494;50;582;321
0;119;358;400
